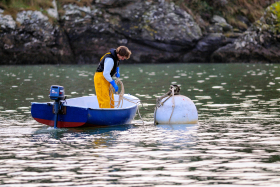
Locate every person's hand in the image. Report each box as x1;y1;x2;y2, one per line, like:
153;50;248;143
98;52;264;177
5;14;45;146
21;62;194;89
116;67;120;78
110;80;118;92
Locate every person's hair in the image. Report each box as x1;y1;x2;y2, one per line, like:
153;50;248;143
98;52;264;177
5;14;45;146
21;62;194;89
116;46;131;59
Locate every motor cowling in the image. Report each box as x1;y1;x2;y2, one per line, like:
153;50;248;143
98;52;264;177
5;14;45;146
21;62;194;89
49;85;65;101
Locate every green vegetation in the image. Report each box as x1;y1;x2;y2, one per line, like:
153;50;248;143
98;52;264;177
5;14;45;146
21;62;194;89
265;1;280;31
253;1;280;34
0;0;53;10
0;0;53;19
169;0;277;30
57;0;92;7
0;0;93;20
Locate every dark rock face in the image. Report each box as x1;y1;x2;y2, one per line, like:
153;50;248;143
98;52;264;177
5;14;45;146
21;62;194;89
211;2;280;63
211;34;280;63
61;1;202;64
0;11;74;65
183;33;232;62
0;1;207;64
0;1;279;64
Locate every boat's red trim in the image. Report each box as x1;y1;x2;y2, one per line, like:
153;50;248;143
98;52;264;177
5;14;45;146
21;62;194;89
34;118;85;128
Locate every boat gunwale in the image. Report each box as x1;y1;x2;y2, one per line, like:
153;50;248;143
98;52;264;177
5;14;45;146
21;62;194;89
31;94;140;110
88;104;138;111
31;101;140;110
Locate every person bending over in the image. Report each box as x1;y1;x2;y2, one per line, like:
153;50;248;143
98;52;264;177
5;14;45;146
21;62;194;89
94;46;131;108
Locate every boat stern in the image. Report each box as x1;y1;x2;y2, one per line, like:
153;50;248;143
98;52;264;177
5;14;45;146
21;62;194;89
31;102;88;128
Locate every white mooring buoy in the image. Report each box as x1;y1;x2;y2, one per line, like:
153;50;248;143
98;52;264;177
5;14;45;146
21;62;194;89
154;85;198;124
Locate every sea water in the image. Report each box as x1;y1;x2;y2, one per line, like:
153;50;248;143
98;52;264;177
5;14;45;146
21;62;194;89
0;63;280;186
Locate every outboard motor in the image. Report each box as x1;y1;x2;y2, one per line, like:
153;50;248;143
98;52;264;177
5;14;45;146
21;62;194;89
49;85;65;128
49;85;65;101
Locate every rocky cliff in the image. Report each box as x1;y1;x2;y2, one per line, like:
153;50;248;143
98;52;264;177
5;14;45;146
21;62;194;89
0;0;279;64
212;2;280;63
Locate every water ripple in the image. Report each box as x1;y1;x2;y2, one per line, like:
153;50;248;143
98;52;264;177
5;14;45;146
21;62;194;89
1;64;280;186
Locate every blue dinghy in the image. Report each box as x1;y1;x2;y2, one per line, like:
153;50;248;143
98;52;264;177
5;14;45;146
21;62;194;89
31;94;140;128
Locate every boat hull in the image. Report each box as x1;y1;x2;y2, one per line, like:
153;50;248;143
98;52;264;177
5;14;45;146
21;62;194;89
87;107;137;126
31;103;88;128
31;95;139;128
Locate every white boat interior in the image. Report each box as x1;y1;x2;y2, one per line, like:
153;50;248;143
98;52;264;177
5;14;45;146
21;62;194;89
64;94;140;109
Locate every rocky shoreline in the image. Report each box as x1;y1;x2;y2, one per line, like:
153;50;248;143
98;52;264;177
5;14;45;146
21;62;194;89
0;0;279;64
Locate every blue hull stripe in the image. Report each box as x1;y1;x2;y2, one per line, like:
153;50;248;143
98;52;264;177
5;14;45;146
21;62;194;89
31;103;138;127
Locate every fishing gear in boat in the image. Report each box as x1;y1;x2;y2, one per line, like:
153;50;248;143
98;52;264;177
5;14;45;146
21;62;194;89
109;78;125;108
154;85;198;125
109;78;145;124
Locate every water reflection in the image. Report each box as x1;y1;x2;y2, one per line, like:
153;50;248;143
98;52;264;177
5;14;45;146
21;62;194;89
32;125;134;141
157;124;197;131
1;63;280;186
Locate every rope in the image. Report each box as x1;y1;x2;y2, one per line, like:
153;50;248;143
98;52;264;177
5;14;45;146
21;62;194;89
154;85;181;124
169;86;175;124
109;78;144;125
109;79;125;108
